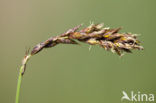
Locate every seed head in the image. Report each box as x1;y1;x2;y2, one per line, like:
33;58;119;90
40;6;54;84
31;23;143;56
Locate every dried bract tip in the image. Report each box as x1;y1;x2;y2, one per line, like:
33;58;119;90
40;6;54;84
21;51;31;75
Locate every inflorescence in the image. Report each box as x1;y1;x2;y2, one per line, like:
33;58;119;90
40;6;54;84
22;23;143;75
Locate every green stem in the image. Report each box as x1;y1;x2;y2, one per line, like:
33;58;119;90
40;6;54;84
15;66;23;103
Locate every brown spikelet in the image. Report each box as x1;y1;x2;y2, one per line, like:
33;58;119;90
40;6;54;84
31;23;143;56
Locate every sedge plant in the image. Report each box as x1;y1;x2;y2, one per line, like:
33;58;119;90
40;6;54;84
15;23;143;103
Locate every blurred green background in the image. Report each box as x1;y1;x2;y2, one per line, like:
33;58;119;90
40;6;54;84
0;0;156;103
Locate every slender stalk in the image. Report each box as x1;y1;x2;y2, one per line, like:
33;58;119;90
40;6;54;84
15;66;23;103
